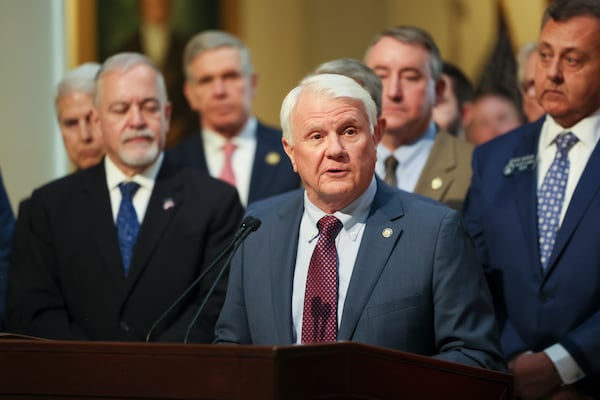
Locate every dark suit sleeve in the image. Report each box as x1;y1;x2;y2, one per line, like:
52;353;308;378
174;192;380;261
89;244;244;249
430;209;506;370
0;171;15;330
6;194;88;339
462;148;527;356
154;180;245;343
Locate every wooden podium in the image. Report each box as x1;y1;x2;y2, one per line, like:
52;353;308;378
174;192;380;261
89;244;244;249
0;338;513;399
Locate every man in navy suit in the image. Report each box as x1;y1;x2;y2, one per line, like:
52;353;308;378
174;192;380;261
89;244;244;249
168;30;300;207
6;53;244;342
464;0;600;397
215;73;505;371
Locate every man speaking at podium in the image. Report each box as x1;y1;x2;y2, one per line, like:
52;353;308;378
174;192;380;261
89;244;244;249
6;53;244;342
215;73;505;371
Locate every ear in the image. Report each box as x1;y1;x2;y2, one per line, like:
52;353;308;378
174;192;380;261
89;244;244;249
282;137;297;172
248;73;258;100
461;101;474;127
183;81;198;111
434;77;446;106
373;117;386;144
90;107;101;129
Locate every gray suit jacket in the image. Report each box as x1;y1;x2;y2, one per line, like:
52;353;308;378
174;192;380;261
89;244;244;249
215;179;505;370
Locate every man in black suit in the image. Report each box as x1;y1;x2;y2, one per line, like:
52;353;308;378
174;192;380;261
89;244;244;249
168;30;300;207
6;52;244;342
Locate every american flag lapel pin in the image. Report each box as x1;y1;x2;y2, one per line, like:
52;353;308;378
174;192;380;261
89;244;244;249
163;198;175;211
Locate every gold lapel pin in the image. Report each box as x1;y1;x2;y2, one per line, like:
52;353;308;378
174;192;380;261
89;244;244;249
382;228;393;238
431;177;443;190
265;152;281;166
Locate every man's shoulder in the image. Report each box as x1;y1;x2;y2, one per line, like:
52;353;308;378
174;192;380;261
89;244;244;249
32;164;100;197
246;189;303;218
256;120;283;136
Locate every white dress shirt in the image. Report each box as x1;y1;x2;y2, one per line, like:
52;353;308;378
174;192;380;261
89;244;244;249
291;177;377;344
105;153;163;224
202;117;257;207
537;110;600;384
375;122;436;192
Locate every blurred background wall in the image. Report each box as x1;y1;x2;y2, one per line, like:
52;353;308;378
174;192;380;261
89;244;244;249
0;0;546;213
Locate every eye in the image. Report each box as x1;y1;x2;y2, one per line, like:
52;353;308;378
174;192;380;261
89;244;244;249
344;127;357;136
142;101;160;113
564;56;579;67
62;119;78;128
110;104;128;114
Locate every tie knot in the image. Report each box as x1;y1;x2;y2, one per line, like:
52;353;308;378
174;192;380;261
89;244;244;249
384;155;399;171
222;141;236;155
317;215;343;239
119;181;140;199
555;131;578;155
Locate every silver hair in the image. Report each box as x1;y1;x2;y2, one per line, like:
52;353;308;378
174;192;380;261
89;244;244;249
55;62;101;116
183;30;254;80
95;52;168;105
314;58;382;117
517;42;538;85
280;73;378;144
365;25;442;81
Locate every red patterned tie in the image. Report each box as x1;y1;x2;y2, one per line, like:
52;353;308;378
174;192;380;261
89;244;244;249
301;215;343;343
219;141;236;186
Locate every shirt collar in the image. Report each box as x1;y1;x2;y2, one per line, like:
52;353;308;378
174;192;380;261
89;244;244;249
541;110;600;150
303;176;377;242
377;121;437;160
105;152;163;191
202;116;257;149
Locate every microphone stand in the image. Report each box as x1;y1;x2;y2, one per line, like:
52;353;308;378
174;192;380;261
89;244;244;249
145;217;260;343
182;230;248;343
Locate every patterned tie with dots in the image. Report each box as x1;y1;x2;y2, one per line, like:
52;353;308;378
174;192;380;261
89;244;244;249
117;181;140;276
537;131;578;269
301;215;343;343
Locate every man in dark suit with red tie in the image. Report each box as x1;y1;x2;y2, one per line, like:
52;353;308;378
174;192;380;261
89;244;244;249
464;0;600;397
6;52;244;342
168;30;300;207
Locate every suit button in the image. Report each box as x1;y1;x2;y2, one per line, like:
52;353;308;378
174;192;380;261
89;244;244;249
539;293;550;303
120;321;131;332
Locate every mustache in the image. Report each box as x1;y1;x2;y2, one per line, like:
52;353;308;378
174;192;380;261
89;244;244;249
121;129;155;143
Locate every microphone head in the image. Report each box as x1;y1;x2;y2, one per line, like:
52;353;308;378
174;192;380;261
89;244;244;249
241;216;261;232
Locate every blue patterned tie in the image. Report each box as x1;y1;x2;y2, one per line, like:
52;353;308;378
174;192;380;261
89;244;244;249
537;132;578;268
117;182;140;276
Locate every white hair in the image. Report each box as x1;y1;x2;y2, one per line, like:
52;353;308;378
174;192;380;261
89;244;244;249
280;73;378;144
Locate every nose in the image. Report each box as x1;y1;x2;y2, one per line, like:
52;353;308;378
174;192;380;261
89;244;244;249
546;57;563;84
385;75;403;101
77;118;93;142
325;133;345;158
128;105;146;128
212;78;227;96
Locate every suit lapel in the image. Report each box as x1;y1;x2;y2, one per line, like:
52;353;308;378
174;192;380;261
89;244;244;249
545;138;600;275
338;182;404;340
248;122;284;203
268;193;304;343
506;120;544;277
414;130;457;201
126;158;184;284
81;164;128;290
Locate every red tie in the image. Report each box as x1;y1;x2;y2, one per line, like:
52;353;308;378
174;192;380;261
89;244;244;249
301;215;343;343
219;141;236;186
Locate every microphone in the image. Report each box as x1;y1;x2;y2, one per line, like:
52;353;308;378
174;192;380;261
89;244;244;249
183;216;260;343
145;216;261;343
